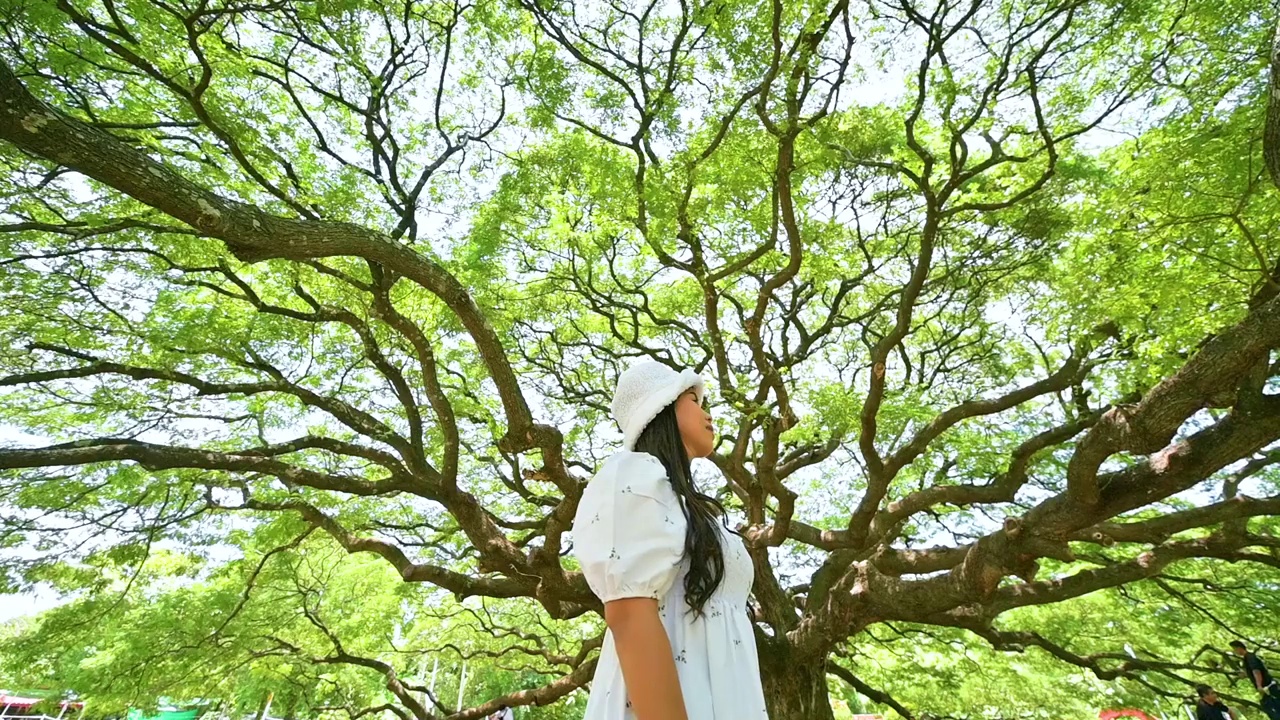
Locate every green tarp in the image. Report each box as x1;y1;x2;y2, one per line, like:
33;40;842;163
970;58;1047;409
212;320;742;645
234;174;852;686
125;709;199;720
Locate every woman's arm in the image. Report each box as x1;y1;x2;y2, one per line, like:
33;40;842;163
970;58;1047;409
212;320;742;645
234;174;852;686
605;598;688;720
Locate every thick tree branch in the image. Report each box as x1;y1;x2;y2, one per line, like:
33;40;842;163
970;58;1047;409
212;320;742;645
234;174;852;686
1066;294;1280;505
1075;495;1280;545
0;438;411;496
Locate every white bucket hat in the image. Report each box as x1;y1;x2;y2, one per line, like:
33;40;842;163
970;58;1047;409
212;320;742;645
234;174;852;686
610;361;705;451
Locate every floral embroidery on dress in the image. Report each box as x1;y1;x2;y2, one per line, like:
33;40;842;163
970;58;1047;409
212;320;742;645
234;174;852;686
636;453;664;469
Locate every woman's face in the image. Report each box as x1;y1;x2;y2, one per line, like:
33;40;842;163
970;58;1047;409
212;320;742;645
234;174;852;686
675;388;715;458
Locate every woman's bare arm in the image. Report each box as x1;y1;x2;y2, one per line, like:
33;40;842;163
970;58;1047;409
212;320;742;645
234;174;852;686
605;598;688;720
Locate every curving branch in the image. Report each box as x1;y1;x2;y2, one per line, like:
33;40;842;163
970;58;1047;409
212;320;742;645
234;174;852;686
1;342;425;469
0;58;559;466
827;660;915;720
226;495;540;601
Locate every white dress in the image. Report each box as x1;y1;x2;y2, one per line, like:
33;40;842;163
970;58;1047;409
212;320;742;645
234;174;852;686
571;451;770;720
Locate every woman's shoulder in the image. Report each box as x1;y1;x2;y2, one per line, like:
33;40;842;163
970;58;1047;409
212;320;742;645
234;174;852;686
599;450;666;474
591;451;675;502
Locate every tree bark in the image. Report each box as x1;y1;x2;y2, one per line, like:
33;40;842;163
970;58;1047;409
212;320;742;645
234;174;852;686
759;642;835;720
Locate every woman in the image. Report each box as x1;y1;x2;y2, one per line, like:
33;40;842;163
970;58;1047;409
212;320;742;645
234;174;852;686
571;361;769;719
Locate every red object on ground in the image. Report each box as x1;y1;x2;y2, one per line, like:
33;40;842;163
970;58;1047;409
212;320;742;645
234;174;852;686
0;696;84;709
1099;710;1158;720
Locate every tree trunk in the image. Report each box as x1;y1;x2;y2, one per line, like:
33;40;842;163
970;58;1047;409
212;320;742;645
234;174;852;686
759;643;834;720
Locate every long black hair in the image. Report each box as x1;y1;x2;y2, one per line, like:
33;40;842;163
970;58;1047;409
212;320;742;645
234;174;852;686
633;401;727;616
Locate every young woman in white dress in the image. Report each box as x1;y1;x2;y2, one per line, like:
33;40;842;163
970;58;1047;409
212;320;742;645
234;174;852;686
572;361;770;720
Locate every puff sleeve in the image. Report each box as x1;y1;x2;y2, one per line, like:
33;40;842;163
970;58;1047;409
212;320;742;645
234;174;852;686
572;452;688;603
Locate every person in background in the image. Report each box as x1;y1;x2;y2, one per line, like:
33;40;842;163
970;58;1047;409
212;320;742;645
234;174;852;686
1196;685;1238;720
1230;640;1280;720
